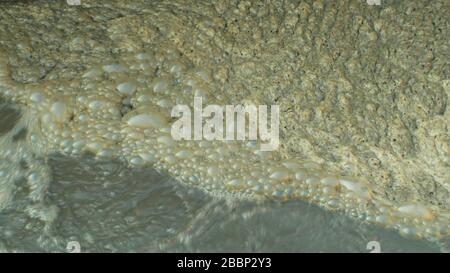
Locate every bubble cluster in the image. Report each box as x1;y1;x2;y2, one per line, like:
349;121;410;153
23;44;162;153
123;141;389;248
0;44;448;241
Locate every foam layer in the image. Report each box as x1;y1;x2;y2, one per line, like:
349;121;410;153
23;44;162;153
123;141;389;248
0;45;448;241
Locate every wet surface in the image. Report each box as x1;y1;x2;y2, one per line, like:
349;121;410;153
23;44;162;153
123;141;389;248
0;150;447;252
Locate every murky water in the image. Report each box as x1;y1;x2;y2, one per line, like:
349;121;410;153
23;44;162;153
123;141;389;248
0;101;447;252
